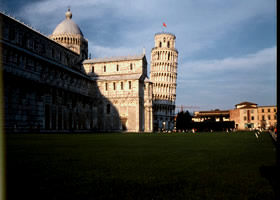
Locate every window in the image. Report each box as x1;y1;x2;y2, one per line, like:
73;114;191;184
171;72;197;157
34;41;38;51
9;29;16;41
66;55;70;65
104;65;106;72
105;83;108;91
159;42;162;47
244;116;247;121
129;81;132;89
167;41;170;48
268;108;270;112
91;66;94;73
107;104;110;114
163;37;166;43
42;43;46;54
3;49;8;62
52;48;55;58
27;57;34;69
52;89;56;104
121;82;123;90
268;115;271;120
113;82;116;90
262;115;265;120
262;109;264;113
116;64;119;71
251;116;254;121
274;108;276;112
130;63;133;70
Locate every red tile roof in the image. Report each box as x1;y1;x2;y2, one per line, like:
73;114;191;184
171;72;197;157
235;101;257;107
239;105;258;109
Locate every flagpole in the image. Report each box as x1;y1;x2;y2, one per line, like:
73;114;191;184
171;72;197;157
162;22;167;33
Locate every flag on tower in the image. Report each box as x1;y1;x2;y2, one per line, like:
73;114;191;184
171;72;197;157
163;22;167;27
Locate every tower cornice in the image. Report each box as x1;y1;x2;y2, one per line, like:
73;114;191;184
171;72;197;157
154;32;176;38
151;47;178;53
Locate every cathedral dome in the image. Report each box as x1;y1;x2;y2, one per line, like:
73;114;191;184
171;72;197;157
52;8;84;36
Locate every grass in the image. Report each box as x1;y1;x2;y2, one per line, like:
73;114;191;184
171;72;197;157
5;132;276;199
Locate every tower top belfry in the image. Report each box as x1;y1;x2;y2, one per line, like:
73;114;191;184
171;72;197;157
153;32;177;49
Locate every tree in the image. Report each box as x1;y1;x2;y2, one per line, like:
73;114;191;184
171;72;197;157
176;111;193;131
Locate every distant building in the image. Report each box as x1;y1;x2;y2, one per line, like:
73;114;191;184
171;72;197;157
230;102;277;130
194;101;277;130
229;102;277;130
193;110;230;122
230;102;259;130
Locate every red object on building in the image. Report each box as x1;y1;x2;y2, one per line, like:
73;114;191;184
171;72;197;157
163;22;167;27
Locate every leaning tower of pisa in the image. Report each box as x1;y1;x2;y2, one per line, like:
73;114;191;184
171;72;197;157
150;33;178;131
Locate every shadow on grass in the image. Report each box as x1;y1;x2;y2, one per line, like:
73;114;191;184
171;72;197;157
259;132;279;199
260;165;280;199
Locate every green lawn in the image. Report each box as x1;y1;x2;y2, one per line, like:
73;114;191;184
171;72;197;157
5;132;276;199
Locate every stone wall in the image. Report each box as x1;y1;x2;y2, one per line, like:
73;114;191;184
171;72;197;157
144;80;153;132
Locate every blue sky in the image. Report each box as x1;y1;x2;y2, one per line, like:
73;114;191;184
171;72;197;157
1;0;276;111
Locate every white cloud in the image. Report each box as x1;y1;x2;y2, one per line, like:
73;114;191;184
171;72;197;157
179;46;276;76
176;46;276;110
88;41;143;58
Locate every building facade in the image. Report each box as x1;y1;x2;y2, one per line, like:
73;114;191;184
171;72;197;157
193;110;230;122
228;102;276;130
1;10;95;132
257;106;277;130
82;55;153;132
1;8;162;132
150;33;178;131
230;102;258;130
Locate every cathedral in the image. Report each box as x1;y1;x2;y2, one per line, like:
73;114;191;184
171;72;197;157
0;9;178;132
